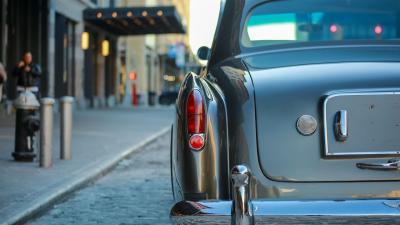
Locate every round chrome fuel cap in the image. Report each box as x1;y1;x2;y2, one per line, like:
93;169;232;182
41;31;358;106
296;115;318;136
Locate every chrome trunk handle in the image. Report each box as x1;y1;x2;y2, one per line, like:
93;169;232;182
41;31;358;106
231;165;254;225
356;159;400;171
335;110;348;142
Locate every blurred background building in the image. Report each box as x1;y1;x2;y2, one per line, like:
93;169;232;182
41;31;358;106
116;0;197;107
0;0;200;109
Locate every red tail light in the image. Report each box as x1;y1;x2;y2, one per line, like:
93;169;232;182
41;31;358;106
189;134;205;150
187;90;205;150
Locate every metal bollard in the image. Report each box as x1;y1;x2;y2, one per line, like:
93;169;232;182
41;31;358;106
60;96;74;160
40;98;55;168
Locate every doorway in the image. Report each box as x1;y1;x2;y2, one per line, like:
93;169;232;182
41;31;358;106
5;0;48;99
54;13;76;98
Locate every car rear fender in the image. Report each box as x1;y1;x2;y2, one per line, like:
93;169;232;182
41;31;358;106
173;72;229;201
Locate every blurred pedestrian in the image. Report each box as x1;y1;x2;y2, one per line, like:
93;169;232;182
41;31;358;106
0;62;7;101
12;52;41;97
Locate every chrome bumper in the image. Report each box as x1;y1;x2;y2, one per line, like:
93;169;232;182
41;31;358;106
171;199;400;225
170;165;400;225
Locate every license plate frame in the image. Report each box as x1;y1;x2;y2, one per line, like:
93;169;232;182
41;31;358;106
324;92;400;158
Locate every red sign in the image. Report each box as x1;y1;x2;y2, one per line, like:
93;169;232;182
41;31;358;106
129;71;137;80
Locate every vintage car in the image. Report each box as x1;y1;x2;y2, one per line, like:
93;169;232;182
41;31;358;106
170;0;400;224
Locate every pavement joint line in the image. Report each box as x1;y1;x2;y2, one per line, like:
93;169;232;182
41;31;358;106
2;125;171;225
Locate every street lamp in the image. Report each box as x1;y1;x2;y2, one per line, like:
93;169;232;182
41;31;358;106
101;40;110;57
81;32;90;50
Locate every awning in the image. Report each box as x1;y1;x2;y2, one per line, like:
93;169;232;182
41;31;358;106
83;6;186;36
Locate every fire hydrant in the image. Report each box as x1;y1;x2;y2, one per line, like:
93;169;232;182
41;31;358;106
12;90;40;161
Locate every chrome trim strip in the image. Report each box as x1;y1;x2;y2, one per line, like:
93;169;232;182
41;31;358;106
171;199;400;225
357;159;400;171
323;91;400;157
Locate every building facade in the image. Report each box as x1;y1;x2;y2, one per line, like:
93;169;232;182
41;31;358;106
116;0;193;106
0;0;194;108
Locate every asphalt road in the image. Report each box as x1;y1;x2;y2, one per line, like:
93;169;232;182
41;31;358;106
27;133;173;225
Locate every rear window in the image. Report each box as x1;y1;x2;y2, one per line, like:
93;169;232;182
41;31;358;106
242;0;400;47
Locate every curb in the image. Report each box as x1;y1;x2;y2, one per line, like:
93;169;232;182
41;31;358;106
3;126;171;225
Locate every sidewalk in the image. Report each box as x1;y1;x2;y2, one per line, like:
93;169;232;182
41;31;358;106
0;107;173;225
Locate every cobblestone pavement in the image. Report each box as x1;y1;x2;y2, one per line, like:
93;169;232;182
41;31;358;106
28;133;173;225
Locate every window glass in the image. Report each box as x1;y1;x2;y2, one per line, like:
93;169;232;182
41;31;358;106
242;0;400;47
